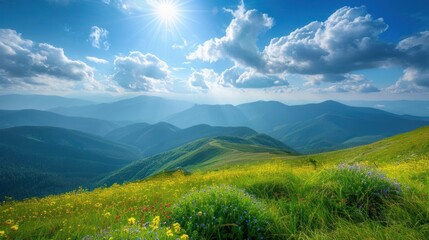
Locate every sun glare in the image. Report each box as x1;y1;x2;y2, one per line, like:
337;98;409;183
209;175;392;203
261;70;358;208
154;1;179;24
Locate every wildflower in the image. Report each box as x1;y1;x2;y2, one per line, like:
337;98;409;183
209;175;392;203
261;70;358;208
128;217;136;225
4;219;13;225
180;234;190;240
197;211;203;217
94;203;102;208
0;230;5;236
173;222;181;233
166;228;174;237
103;212;111;217
11;225;19;231
149;216;160;229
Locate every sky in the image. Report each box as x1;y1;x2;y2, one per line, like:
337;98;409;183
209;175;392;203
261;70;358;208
0;0;428;103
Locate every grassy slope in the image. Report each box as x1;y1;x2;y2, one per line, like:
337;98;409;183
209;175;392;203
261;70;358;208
98;134;294;186
0;127;428;239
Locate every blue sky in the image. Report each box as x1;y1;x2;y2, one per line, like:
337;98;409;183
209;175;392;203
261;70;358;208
0;0;428;103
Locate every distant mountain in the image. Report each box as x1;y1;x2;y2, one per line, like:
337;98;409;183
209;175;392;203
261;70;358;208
0;109;119;136
105;122;277;157
165;104;247;128
344;100;429;117
98;134;295;186
0;126;141;200
0;94;93;110
166;100;429;153
52;95;193;122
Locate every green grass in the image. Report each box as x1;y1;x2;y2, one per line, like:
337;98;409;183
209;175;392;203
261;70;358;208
0;127;429;239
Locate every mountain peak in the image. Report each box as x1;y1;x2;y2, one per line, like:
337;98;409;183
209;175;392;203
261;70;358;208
319;100;346;106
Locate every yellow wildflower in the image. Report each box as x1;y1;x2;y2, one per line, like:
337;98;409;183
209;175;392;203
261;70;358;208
11;225;19;231
166;228;174;237
149;216;160;229
180;234;190;240
197;211;203;217
103;212;111;217
0;230;5;236
127;217;136;225
173;222;181;233
4;219;13;225
94;203;102;208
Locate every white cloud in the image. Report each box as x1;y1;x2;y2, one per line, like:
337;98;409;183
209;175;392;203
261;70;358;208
187;2;273;70
388;68;429;93
86;56;109;64
187;4;396;90
314;74;379;93
263;6;394;80
219;67;288;88
0;29;95;90
172;39;188;49
89;26;110;50
389;31;429;92
112;51;171;92
188;69;218;91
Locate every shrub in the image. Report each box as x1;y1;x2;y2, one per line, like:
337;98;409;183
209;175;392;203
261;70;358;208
172;185;273;239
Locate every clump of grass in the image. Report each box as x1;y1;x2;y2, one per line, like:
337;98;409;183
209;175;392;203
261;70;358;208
244;173;300;200
317;164;402;221
171;185;273;239
273;164;405;236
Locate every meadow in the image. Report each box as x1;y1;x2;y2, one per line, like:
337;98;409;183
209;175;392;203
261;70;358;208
1;127;428;239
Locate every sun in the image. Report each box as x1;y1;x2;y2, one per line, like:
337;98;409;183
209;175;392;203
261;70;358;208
154;1;180;25
156;2;178;22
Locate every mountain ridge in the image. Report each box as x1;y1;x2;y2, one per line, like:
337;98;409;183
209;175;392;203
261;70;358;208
0;126;141;200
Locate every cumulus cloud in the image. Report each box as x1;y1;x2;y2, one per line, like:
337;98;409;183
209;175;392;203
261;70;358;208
188;69;218;91
389;31;429;92
86;56;109;64
315;74;379;93
112;51;171;91
89;26;110;50
263;6;394;79
187;2;273;70
0;29;95;89
219;67;288;88
187;4;399;90
388;68;429;93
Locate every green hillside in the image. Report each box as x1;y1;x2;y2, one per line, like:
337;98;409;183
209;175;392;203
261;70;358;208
0;127;428;239
98;134;295;186
105;122;271;157
0;126;141;200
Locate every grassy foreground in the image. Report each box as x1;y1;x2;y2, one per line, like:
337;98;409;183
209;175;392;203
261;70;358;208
1;127;429;239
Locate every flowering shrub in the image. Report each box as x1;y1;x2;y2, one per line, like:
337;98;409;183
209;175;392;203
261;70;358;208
172;185;273;239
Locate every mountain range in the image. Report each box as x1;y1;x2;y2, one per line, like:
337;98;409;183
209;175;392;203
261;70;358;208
0;126;141;199
52;95;193;123
2;94;428;153
104;122;294;157
0;94;93;110
0;109;119;136
166;100;429;153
